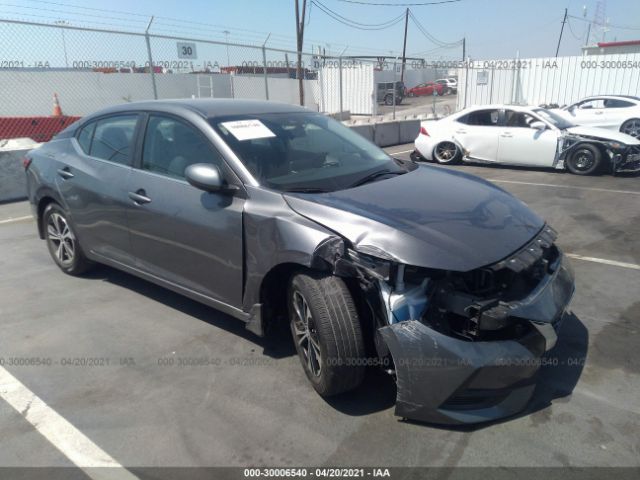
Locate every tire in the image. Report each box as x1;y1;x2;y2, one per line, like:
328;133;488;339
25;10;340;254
620;118;640;139
43;203;93;275
433;141;461;164
288;271;365;397
384;94;394;106
566;143;602;175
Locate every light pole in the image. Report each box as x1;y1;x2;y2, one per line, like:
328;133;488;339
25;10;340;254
55;20;69;68
223;30;231;68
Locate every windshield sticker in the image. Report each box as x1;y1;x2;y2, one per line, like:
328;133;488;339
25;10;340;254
220;119;276;141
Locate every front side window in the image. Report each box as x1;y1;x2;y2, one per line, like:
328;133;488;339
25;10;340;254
577;99;605;109
90;115;138;165
142;115;224;180
504;110;538;128
210;112;410;192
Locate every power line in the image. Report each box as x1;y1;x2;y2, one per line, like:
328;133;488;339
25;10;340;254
408;10;462;47
567;13;640;31
311;0;406;30
338;0;461;5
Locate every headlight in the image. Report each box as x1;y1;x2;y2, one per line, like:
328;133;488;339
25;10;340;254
607;141;626;150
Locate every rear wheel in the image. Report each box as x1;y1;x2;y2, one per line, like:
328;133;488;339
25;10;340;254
289;272;365;397
433;141;461;164
43;203;93;275
620;118;640;139
566;144;602;175
384;94;394;106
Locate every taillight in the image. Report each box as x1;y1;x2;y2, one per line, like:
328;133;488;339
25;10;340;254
22;156;32;170
420;126;430;136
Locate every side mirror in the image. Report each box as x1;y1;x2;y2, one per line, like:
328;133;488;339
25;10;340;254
530;121;546;130
185;163;237;194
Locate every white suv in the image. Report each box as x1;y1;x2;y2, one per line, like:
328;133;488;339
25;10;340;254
435;78;457;95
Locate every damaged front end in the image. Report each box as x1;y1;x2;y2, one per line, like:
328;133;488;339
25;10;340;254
349;225;574;424
558;133;640;173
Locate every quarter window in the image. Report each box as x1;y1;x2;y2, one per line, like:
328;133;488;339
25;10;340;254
90;115;138;165
142;115;224;180
76;122;95;155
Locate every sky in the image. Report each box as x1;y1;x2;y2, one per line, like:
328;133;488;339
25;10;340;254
0;0;639;62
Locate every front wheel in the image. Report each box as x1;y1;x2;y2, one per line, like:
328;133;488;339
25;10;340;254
43;203;93;275
433;141;461;164
289;272;365;397
620;118;640;138
566;144;602;175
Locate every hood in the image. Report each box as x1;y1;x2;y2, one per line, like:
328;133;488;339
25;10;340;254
566;126;640;145
283;165;544;272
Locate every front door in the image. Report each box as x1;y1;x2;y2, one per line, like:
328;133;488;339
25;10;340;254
498;110;559;167
127;114;245;308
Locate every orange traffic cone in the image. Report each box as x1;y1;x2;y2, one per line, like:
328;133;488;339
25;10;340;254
52;93;63;117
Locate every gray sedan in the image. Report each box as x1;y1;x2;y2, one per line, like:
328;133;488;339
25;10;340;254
25;99;574;424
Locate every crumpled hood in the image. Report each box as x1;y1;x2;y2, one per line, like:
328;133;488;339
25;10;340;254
566;126;640;145
283;165;544;272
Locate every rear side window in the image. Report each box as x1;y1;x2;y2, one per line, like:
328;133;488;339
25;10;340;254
90;115;138;165
458;109;501;126
603;99;634;108
76;122;95;154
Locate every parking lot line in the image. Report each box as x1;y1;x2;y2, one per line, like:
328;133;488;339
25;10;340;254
486;179;640;195
566;253;640;271
0;366;138;479
0;215;33;225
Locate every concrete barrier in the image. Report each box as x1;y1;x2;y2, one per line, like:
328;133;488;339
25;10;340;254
399;119;420;144
348;123;375;142
0;138;39;202
348;119;418;148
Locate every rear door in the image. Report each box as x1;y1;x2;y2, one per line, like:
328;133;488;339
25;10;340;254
127;113;245;308
498;110;559;167
57;113;140;265
453;109;501;161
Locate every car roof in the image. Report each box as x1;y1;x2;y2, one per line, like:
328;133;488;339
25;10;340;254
82;98;310;120
574;95;640;103
458;104;538;113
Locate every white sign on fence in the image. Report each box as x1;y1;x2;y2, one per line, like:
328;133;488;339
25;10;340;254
177;42;197;59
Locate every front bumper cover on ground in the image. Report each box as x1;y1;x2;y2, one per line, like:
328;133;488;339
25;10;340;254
378;254;575;425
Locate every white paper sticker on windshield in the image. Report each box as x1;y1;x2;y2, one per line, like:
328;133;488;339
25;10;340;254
220;119;276;141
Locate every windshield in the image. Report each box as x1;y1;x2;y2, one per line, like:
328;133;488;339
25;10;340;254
533;108;575;129
210;112;409;192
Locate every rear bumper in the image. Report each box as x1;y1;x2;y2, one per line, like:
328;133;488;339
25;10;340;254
378;254;575;425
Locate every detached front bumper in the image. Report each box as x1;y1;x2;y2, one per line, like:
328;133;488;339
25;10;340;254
612;146;640;173
378;254;575;425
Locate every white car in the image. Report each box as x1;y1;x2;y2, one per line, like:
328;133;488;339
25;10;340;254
412;104;640;175
435;78;457;95
552;95;640;139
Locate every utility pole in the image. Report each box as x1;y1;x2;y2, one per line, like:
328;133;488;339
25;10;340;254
462;37;466;62
400;8;409;83
555;8;568;57
295;0;307;106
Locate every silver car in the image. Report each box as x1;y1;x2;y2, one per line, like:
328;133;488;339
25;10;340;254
25;99;574;424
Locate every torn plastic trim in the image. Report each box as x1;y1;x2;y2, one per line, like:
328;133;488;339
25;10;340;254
376;252;575;424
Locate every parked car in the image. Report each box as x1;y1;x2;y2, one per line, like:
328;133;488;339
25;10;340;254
412;104;640;175
376;81;405;105
551;95;640;139
435;78;457;95
25;99;575;425
406;81;443;97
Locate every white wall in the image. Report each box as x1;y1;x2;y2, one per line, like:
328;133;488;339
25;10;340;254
457;52;640;110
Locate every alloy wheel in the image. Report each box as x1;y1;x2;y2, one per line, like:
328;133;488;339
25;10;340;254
292;290;322;377
435;142;458;162
47;212;75;266
621;119;640;138
572;148;595;171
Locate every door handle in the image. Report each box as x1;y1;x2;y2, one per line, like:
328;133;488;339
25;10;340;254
57;167;74;179
128;189;151;205
455;129;467;134
500;133;513;137
594;111;603;115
